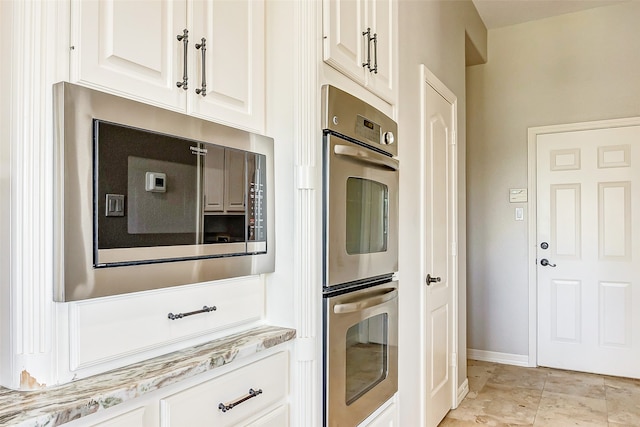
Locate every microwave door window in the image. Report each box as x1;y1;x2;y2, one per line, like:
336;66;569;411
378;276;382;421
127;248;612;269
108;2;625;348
346;177;388;255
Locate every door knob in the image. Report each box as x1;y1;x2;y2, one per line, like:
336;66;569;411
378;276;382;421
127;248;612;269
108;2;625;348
426;274;441;285
540;258;556;267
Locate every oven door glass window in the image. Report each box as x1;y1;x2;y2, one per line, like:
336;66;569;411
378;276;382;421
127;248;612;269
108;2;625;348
346;177;388;255
345;313;388;405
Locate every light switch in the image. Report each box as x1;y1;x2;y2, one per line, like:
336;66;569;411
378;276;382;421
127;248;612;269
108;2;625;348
515;207;524;221
105;194;125;217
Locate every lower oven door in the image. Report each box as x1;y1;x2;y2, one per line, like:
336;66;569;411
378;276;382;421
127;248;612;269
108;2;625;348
324;281;398;426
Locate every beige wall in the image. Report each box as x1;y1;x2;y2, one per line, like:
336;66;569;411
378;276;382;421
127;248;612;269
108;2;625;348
398;0;486;423
466;2;640;357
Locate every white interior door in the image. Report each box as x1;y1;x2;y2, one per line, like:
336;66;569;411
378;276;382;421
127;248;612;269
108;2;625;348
536;124;640;378
422;71;457;427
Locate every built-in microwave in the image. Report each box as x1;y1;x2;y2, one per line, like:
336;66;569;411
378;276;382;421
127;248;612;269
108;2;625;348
53;83;274;301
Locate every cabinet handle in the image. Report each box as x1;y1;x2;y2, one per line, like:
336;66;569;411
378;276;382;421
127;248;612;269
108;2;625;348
362;27;371;70
218;388;263;413
167;305;216;320
176;29;189;90
371;32;378;74
195;37;207;97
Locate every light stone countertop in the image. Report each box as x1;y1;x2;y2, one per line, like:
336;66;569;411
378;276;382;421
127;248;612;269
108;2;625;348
0;325;296;427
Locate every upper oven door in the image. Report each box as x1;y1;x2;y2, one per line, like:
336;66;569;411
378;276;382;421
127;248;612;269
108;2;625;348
324;134;399;288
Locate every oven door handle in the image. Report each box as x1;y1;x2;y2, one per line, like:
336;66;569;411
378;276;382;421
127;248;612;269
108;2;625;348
333;288;398;314
334;145;399;171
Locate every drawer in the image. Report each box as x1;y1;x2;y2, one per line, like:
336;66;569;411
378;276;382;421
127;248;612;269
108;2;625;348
70;277;264;370
244;404;289;427
160;351;288;427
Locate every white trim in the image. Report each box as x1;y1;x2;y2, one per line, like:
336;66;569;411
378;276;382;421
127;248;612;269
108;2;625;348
456;378;469;408
420;64;459;423
467;349;529;367
527;116;640;369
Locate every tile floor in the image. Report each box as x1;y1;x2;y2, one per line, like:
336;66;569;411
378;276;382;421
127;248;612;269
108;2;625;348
441;359;640;426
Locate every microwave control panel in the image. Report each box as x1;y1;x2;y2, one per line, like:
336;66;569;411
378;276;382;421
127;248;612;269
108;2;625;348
248;154;266;242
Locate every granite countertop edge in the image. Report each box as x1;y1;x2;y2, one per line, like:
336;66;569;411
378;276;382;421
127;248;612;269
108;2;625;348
0;325;296;427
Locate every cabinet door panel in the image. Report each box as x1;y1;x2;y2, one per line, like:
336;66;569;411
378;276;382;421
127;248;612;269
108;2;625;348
74;0;186;110
366;0;395;103
190;0;265;132
323;0;367;85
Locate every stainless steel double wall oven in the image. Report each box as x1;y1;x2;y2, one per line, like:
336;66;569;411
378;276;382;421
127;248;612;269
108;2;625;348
322;85;399;426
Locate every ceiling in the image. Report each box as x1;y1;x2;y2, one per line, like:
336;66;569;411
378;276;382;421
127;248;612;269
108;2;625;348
472;0;628;29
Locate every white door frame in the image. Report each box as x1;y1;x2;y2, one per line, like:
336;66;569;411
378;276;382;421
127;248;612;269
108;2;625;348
526;116;640;367
420;64;459;413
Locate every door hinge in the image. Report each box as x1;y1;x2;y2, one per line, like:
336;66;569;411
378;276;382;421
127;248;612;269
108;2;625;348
451;129;457;146
451;241;457;256
451;352;458;367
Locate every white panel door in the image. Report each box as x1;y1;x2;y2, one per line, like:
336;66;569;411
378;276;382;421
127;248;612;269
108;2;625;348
74;0;187;110
537;125;640;378
423;80;456;427
189;0;265;132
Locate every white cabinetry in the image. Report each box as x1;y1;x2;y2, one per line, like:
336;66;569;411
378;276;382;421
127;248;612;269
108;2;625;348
70;278;263;372
160;352;288;427
72;0;265;132
323;0;396;103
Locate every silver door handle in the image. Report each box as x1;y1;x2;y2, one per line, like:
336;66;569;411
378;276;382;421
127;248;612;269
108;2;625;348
371;32;378;74
362;27;372;70
176;29;189;90
195;37;207;97
426;274;441;285
333;288;397;314
540;258;556;267
334;145;399;170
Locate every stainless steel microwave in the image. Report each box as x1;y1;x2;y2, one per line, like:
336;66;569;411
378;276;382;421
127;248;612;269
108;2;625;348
53;83;274;301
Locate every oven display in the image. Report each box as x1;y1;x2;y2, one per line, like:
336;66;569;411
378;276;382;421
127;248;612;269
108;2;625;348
355;115;381;143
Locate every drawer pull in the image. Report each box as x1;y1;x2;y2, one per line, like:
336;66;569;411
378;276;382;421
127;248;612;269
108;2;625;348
218;388;263;413
167;305;217;320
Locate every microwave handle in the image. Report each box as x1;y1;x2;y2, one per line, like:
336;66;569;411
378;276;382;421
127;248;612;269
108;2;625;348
334;145;399;171
333;288;398;314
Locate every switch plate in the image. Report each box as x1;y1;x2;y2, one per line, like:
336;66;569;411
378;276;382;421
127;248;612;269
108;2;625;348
515;207;524;221
105;194;125;217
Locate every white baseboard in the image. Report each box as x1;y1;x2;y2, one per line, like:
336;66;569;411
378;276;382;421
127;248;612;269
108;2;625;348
467;349;529;367
455;378;469;408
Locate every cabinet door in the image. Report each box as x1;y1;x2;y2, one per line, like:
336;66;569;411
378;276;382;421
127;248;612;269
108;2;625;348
189;0;265;132
224;149;246;212
365;0;395;103
203;145;225;212
323;0;368;85
73;0;187;110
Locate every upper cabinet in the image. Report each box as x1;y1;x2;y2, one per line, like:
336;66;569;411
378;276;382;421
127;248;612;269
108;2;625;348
71;0;265;133
323;0;396;104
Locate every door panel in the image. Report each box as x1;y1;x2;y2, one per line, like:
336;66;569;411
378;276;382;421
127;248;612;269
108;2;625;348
537;125;640;378
75;0;186;109
423;81;455;427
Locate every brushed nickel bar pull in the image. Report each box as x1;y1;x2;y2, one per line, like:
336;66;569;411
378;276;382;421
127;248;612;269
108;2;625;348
362;27;371;70
195;37;207;97
371;32;378;74
167;305;216;320
218;388;263;413
176;29;189;90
